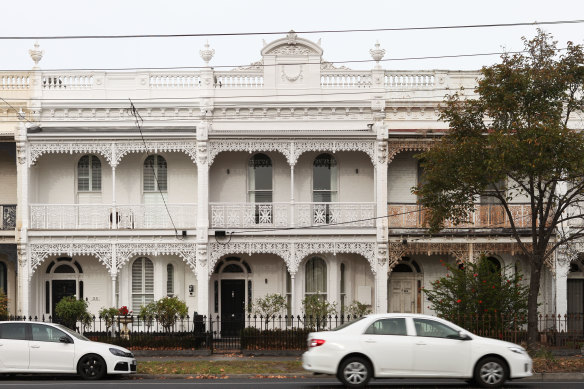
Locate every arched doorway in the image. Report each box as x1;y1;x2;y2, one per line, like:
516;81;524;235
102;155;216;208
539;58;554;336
213;257;252;336
44;257;84;317
388;257;422;313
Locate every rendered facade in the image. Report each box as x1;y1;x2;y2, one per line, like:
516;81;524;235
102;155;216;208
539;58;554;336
0;33;580;325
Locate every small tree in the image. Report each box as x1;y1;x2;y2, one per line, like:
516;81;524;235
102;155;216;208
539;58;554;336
345;301;372;319
252;293;287;318
54;296;92;331
302;294;337;329
0;291;8;320
424;256;529;334
98;307;119;334
152;296;188;332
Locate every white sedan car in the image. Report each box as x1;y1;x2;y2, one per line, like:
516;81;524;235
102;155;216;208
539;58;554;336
302;314;532;388
0;321;136;380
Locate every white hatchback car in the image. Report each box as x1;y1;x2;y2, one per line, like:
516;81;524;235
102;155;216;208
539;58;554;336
0;321;136;380
302;314;532;388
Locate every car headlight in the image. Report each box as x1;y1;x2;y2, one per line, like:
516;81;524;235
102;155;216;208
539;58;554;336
508;346;526;355
110;348;133;358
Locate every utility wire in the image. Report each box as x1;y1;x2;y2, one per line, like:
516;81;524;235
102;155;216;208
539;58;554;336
128;99;181;239
0;19;582;40
0;47;568;72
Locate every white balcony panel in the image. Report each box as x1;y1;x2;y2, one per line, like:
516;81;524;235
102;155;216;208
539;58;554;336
30;204;197;230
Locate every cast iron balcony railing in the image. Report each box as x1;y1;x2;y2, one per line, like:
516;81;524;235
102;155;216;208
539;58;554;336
0;205;16;230
29;204;196;230
387;203;532;229
210;202;375;229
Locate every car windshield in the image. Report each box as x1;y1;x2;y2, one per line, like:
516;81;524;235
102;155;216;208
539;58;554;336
54;324;89;341
331;317;366;331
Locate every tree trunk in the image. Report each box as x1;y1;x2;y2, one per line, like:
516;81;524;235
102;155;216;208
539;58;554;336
527;258;543;351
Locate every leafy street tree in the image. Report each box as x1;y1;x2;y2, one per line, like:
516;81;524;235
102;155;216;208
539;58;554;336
415;30;584;349
424;256;529;333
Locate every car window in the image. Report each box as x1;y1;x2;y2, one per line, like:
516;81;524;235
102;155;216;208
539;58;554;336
0;323;27;340
364;318;407;336
31;324;69;343
332;317;366;331
54;324;89;341
413;318;460;339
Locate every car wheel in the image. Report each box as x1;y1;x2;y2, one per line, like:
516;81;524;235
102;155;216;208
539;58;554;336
473;357;508;388
338;357;372;388
77;354;107;380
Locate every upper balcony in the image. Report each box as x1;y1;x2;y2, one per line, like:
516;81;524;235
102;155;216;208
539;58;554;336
29;204;196;230
210;202;375;230
387;203;532;231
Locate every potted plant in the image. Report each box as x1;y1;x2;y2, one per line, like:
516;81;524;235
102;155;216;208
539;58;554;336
117;305;133;340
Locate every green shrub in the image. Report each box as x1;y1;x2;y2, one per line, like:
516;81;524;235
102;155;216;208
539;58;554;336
98;307;120;332
424;255;529;333
302;294;337;330
139;297;188;332
0;291;8;320
54;296;92;330
345;301;372;318
251;293;288;322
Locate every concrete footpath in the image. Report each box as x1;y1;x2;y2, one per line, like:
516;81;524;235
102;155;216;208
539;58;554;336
133;354;584;381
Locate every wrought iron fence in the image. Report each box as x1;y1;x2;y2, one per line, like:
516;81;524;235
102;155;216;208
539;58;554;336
9;313;584;351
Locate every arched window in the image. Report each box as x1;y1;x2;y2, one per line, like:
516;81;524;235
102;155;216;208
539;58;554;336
248;153;273;224
0;262;6;295
486;257;502;273
248;154;272;203
305;257;327;299
166;264;174;297
312;154;338;202
143;155;168;202
132;257;154;309
78;155;101;192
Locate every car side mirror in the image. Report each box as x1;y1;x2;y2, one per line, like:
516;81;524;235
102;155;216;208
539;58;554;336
458;331;471;341
59;336;71;344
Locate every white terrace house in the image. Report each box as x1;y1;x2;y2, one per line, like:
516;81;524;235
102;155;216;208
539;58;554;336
2;33;577;327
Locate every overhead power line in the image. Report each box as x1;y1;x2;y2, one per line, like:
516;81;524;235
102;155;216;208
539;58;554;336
0;20;582;40
0;47;570;72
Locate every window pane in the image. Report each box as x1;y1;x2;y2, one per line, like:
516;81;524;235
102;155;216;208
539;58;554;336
91;156;101;191
156;156;167;191
32;324;67;342
143;156;156;191
414;318;459;339
167;264;174;296
305;257;327;294
0;323;26;340
365;318;407;335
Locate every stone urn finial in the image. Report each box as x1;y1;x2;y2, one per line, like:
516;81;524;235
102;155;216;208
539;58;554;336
29;41;43;68
369;41;385;69
286;30;297;45
199;41;215;66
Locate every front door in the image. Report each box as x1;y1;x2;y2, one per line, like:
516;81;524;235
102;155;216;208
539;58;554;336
388;276;415;313
220;280;245;336
51;280;76;318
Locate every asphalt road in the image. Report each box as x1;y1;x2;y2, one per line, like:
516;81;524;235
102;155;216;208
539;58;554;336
0;377;583;389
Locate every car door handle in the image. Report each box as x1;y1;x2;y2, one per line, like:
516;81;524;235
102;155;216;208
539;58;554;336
30;345;40;348
415;342;427;346
365;340;376;343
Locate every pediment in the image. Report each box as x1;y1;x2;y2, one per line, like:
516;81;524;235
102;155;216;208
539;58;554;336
261;30;323;57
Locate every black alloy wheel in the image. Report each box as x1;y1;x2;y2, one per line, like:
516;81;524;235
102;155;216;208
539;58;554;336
77;354;107;380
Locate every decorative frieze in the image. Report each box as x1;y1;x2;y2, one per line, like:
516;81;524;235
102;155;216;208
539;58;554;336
387;140;433;164
29;243;113;276
209;239;376;276
27;140;198;167
116;242;197;272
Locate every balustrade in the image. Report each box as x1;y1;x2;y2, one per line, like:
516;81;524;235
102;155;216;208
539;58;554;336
384;72;436;88
0;74;30;90
320;71;372;88
149;73;202;88
42;73;94;89
210;202;375;229
0;205;16;230
29;204;196;230
387;203;531;229
214;72;264;88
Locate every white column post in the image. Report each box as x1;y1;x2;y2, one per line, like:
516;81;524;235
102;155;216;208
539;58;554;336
554;251;570;331
195;119;210;317
290;273;296;318
111;243;118;308
17;244;29;317
290;164;295;227
375;252;389;313
196;245;209;318
111;166;117;228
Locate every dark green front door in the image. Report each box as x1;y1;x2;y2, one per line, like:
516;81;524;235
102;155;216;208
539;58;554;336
220;280;245;336
52;280;76;319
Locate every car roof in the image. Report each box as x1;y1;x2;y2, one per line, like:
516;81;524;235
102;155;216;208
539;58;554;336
364;313;441;320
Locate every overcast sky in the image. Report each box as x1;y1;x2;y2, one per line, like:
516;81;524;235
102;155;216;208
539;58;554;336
1;0;583;72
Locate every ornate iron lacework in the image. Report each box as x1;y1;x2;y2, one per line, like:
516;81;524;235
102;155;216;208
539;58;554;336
209;240;377;276
208;140;376;167
29;243;113;277
387;140;433;164
28;140;198;167
115;242;197;272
